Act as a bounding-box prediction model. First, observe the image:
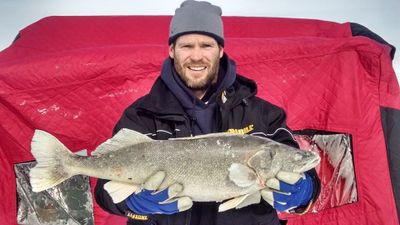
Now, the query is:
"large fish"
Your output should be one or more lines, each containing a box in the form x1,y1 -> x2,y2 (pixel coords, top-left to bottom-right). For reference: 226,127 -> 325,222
30,128 -> 320,211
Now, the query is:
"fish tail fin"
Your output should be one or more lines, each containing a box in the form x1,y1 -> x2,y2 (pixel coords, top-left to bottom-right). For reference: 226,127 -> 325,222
29,130 -> 74,192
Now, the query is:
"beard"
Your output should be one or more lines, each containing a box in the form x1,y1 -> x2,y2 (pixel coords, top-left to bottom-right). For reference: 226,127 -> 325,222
174,57 -> 220,91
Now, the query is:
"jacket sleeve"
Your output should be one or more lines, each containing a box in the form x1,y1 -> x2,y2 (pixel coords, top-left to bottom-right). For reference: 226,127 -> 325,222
262,103 -> 321,213
94,104 -> 154,216
94,178 -> 129,216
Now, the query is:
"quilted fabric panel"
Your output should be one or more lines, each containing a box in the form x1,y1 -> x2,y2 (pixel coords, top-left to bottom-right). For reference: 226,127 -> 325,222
0,16 -> 398,225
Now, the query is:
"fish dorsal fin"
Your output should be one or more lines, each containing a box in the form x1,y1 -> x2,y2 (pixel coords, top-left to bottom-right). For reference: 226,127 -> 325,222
104,181 -> 141,203
228,163 -> 257,187
169,132 -> 242,141
218,192 -> 261,212
91,129 -> 152,156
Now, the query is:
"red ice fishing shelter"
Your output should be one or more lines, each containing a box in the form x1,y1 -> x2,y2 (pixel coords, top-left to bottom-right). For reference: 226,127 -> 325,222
0,16 -> 399,225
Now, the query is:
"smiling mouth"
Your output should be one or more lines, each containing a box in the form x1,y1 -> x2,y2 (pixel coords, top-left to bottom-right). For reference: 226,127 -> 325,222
188,66 -> 207,71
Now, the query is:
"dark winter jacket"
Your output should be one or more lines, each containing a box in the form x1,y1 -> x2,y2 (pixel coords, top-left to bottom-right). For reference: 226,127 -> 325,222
95,54 -> 320,225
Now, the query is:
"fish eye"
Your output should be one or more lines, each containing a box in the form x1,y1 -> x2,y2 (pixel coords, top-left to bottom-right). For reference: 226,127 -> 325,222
294,153 -> 303,161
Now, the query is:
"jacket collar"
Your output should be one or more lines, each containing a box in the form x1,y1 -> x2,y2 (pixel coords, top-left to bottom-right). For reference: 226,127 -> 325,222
159,54 -> 236,111
134,55 -> 258,118
135,77 -> 188,118
221,74 -> 257,108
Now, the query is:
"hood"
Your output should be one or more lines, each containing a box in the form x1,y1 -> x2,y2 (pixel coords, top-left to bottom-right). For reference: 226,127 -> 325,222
134,54 -> 258,120
160,53 -> 237,111
160,54 -> 237,134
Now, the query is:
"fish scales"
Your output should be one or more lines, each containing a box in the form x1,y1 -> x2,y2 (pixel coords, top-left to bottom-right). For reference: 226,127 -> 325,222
71,135 -> 260,201
30,129 -> 320,206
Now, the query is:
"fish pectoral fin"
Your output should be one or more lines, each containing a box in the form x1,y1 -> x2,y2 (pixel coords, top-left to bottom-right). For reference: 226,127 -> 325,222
218,192 -> 261,212
92,129 -> 152,156
228,163 -> 257,187
104,181 -> 141,203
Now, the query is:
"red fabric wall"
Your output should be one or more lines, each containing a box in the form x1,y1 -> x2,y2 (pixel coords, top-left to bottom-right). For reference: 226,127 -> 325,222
0,16 -> 398,225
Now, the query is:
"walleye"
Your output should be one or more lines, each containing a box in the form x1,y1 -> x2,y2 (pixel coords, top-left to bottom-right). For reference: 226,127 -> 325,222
30,129 -> 320,211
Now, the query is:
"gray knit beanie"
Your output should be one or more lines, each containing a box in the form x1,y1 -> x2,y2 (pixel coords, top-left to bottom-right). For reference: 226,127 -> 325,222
169,0 -> 224,46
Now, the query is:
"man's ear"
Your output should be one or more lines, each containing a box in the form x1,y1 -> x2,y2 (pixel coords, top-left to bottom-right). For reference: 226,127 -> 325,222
169,45 -> 175,59
219,46 -> 224,58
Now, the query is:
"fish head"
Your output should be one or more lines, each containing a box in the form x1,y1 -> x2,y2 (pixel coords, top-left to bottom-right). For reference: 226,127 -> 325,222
248,145 -> 320,183
284,149 -> 321,173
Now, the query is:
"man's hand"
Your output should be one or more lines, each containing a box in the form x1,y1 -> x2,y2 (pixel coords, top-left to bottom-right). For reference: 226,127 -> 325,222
261,171 -> 313,212
125,171 -> 193,215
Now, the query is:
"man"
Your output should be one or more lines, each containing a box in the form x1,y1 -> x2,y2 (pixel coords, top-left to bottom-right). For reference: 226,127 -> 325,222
95,1 -> 320,224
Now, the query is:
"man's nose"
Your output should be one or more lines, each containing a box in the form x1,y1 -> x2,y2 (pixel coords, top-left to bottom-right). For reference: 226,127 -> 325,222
190,47 -> 203,61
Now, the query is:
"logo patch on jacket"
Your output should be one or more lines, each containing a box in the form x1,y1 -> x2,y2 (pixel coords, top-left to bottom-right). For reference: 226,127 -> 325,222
226,124 -> 254,134
126,212 -> 149,221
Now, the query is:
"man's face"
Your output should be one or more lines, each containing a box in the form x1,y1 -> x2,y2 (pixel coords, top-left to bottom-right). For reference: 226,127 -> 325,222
169,34 -> 224,91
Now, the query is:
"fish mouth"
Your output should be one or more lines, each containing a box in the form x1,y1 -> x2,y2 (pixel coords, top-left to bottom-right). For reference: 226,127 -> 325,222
294,156 -> 321,173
